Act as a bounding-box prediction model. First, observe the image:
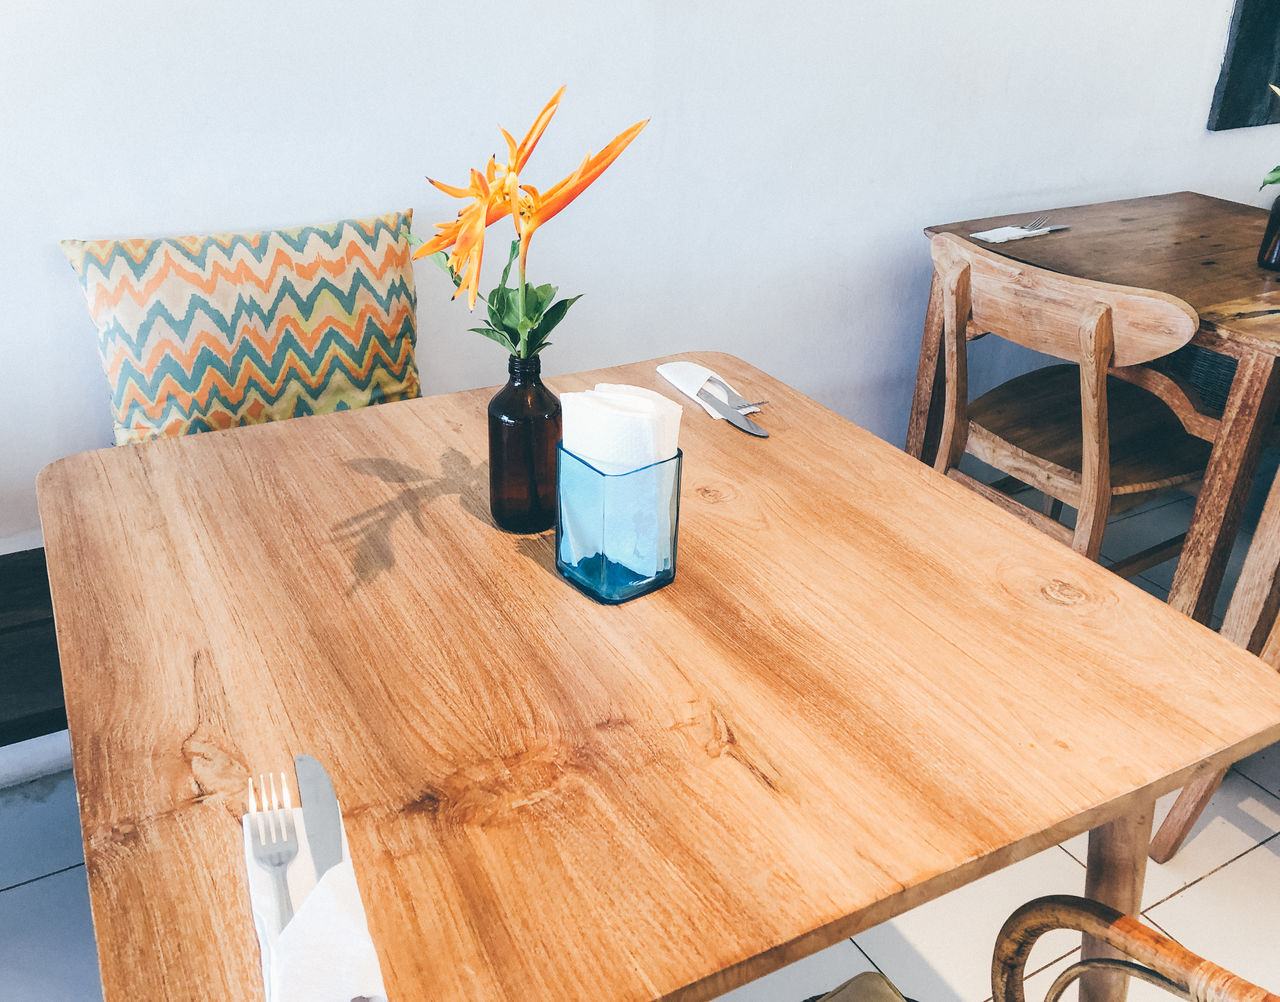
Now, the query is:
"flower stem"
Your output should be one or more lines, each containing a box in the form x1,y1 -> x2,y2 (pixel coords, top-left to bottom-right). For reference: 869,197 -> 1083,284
517,258 -> 528,357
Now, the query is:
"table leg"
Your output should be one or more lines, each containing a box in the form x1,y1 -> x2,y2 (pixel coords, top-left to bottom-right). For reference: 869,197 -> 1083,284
1081,797 -> 1154,1002
904,272 -> 944,464
1150,461 -> 1280,862
1219,459 -> 1280,655
1168,351 -> 1280,624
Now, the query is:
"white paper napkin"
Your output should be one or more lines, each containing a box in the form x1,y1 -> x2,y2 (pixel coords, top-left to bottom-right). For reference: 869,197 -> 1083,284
656,361 -> 759,418
242,809 -> 387,1002
561,384 -> 681,474
560,384 -> 682,577
969,224 -> 1068,243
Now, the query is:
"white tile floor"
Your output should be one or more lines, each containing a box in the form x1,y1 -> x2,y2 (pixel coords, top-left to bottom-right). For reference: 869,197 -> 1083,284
3,493 -> 1278,1002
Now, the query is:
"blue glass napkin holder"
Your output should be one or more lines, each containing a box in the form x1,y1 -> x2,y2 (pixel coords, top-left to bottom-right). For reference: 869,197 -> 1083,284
555,444 -> 682,604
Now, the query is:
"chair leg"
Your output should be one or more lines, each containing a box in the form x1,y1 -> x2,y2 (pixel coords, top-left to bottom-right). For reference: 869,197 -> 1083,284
1148,765 -> 1228,863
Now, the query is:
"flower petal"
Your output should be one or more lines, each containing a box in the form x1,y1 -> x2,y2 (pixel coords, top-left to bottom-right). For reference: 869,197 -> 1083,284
500,127 -> 518,162
523,119 -> 648,244
428,177 -> 473,199
513,86 -> 566,171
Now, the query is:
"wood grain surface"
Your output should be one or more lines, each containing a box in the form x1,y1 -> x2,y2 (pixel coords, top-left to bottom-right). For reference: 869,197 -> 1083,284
929,233 -> 1198,368
37,352 -> 1280,1002
925,192 -> 1280,340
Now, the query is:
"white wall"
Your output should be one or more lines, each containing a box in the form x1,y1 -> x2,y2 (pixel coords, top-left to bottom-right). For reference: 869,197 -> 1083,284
2,0 -> 1276,552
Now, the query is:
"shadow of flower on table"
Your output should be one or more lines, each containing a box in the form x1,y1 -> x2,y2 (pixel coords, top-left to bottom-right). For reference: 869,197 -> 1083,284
331,449 -> 488,590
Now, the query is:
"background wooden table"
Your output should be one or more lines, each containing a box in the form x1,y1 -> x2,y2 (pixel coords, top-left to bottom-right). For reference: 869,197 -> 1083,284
37,352 -> 1280,1002
910,192 -> 1280,624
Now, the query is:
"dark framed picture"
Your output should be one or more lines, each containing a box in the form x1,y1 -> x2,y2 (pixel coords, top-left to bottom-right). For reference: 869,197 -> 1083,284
1208,0 -> 1280,130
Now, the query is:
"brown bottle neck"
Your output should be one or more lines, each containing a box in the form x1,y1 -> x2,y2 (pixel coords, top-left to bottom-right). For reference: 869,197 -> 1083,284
508,354 -> 541,384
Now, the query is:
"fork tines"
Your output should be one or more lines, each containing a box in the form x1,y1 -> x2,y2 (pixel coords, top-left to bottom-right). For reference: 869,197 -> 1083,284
247,772 -> 295,844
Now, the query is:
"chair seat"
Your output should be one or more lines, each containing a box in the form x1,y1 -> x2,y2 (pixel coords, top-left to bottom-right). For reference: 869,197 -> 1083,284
970,364 -> 1212,496
810,971 -> 909,1002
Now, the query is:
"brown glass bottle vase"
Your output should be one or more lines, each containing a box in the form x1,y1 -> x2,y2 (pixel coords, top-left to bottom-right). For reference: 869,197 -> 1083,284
488,354 -> 561,533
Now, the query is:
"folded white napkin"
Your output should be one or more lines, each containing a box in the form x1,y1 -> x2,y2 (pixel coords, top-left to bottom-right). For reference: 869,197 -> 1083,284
560,384 -> 682,577
656,361 -> 760,418
242,810 -> 386,1002
969,224 -> 1067,243
561,384 -> 682,474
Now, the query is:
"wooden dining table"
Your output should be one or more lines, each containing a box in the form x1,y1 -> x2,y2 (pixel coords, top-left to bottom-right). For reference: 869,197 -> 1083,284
908,192 -> 1280,625
36,351 -> 1280,1002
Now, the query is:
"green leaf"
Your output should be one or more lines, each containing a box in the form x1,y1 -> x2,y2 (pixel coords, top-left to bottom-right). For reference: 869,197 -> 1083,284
525,295 -> 582,355
501,290 -> 523,333
1263,166 -> 1280,190
498,239 -> 519,289
532,283 -> 556,313
487,285 -> 509,330
517,316 -> 535,358
535,295 -> 582,337
469,325 -> 518,353
430,251 -> 463,289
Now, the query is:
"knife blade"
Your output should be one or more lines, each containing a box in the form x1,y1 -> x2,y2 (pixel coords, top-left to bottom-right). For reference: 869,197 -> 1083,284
697,386 -> 769,437
295,754 -> 345,881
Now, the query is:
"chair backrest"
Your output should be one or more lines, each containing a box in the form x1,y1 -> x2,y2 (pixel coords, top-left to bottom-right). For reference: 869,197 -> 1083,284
929,233 -> 1201,560
994,895 -> 1277,1002
930,233 -> 1198,367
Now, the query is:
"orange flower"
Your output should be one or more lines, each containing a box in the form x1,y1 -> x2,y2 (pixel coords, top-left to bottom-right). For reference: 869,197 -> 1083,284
414,87 -> 566,308
415,88 -> 645,308
513,118 -> 648,276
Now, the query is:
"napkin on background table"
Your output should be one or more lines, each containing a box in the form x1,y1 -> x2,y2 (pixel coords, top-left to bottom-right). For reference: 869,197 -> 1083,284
969,224 -> 1068,243
242,810 -> 386,1002
656,361 -> 760,418
559,384 -> 682,577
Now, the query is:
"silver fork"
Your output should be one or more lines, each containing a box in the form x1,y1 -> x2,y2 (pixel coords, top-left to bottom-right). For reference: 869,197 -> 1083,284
248,772 -> 299,930
1021,214 -> 1049,231
705,374 -> 768,412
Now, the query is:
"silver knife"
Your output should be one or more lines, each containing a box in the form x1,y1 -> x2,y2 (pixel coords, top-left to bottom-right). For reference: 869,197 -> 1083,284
295,754 -> 345,880
697,386 -> 769,437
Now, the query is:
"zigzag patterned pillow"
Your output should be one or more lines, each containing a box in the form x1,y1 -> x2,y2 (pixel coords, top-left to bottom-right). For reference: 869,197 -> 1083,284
61,209 -> 421,445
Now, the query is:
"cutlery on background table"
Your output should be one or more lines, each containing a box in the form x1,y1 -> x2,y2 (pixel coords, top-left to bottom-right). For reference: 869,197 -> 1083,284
971,220 -> 1070,242
248,773 -> 299,930
657,361 -> 771,437
704,373 -> 767,413
696,385 -> 770,437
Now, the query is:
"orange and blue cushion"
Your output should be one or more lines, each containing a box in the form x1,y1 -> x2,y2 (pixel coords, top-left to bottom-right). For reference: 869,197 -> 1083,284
61,209 -> 421,445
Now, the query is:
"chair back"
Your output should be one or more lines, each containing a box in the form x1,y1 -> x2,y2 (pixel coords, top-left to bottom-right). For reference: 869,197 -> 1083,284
994,895 -> 1277,1002
930,233 -> 1198,367
929,232 -> 1202,561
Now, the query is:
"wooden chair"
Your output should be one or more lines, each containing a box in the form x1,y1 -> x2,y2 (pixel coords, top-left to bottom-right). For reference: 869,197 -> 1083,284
930,233 -> 1211,571
993,895 -> 1277,1002
1148,461 -> 1280,862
